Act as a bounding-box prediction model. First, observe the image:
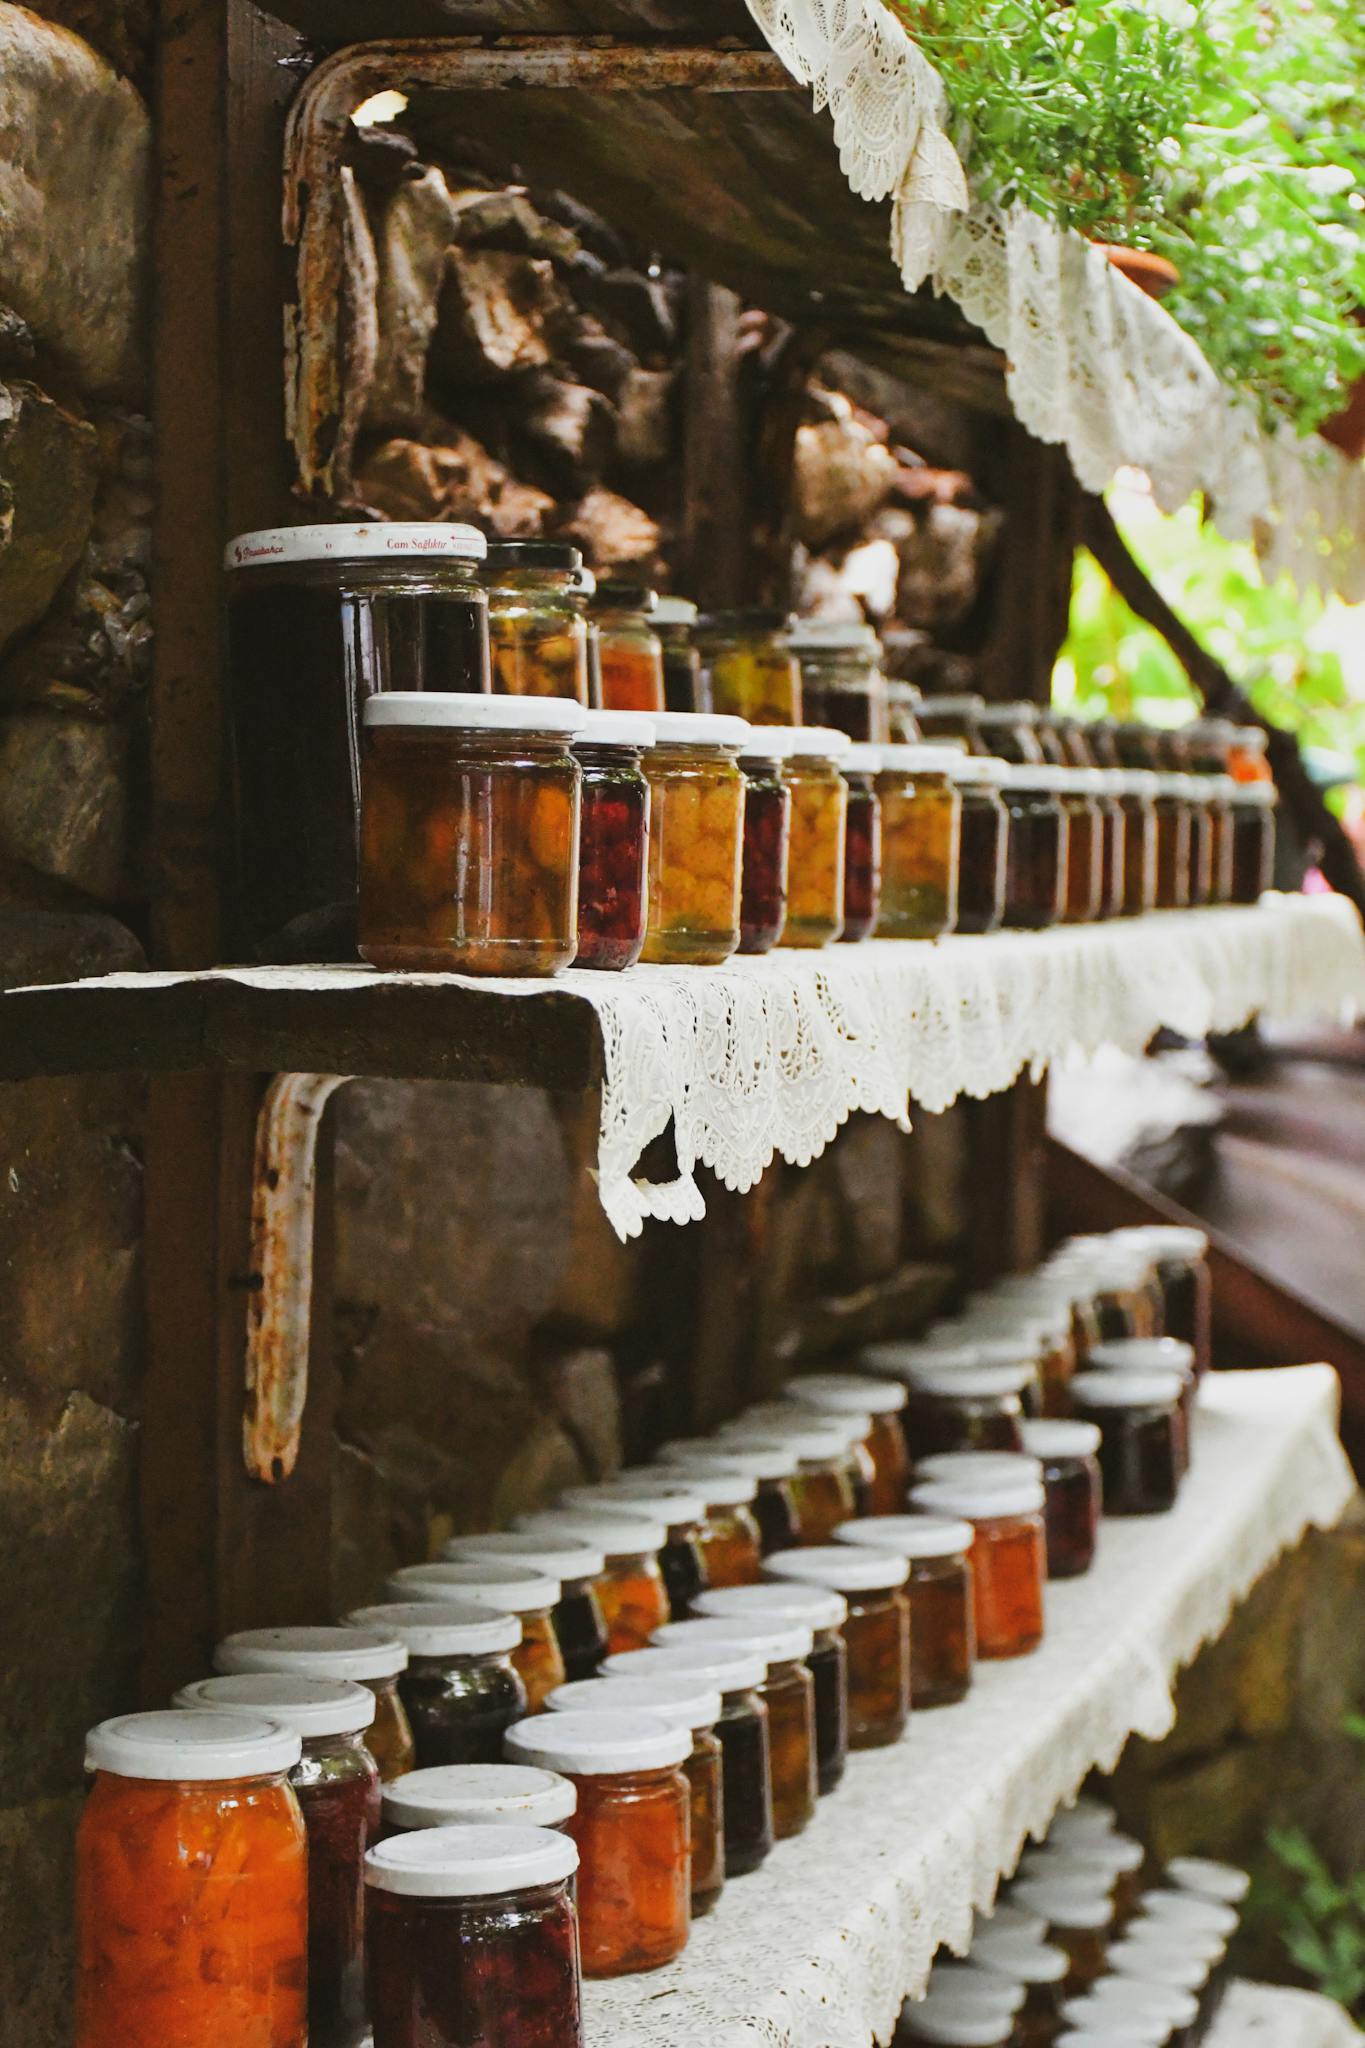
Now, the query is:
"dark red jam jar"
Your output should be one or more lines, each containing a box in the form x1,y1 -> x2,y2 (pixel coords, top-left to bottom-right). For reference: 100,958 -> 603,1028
1071,1370 -> 1185,1515
1229,783 -> 1277,901
347,1603 -> 527,1770
691,1580 -> 851,1797
1118,770 -> 1159,914
1000,766 -> 1067,929
571,709 -> 654,971
739,741 -> 792,953
955,757 -> 1010,934
1020,1418 -> 1102,1579
840,744 -> 883,941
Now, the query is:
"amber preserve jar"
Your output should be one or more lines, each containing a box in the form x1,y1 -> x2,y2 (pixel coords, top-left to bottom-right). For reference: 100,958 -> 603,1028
692,1580 -> 850,1797
592,583 -> 665,712
482,539 -> 590,704
358,693 -> 583,975
763,1543 -> 910,1749
1229,781 -> 1277,901
366,1824 -> 583,2048
652,1614 -> 818,1840
834,1513 -> 976,1709
641,711 -> 750,963
789,619 -> 887,741
776,727 -> 852,946
738,736 -> 792,954
840,743 -> 883,942
446,1531 -> 609,1685
654,597 -> 704,712
215,1623 -> 415,1784
910,1474 -> 1047,1660
385,1560 -> 568,1712
570,708 -> 653,971
506,1708 -> 692,1976
559,1476 -> 708,1618
916,691 -> 984,750
347,1601 -> 526,1771
77,1711 -> 308,2048
517,1508 -> 672,1655
1001,765 -> 1067,928
955,756 -> 1009,935
876,743 -> 964,938
1118,768 -> 1159,914
696,608 -> 801,725
787,1371 -> 910,1517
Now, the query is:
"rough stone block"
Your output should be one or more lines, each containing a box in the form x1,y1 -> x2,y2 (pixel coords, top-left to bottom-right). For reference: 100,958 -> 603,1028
0,708 -> 129,900
512,373 -> 616,496
0,379 -> 99,657
432,248 -> 562,385
615,366 -> 675,470
0,1791 -> 83,2046
366,167 -> 464,432
555,485 -> 659,571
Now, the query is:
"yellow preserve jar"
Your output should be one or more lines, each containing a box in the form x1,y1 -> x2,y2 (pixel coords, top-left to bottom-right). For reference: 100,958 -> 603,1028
875,743 -> 964,938
482,540 -> 590,704
774,728 -> 850,948
696,609 -> 801,726
592,583 -> 665,713
642,711 -> 750,964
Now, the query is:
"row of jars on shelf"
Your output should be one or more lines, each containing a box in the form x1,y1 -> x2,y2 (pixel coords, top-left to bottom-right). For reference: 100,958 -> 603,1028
74,1222 -> 1210,2048
358,692 -> 1277,976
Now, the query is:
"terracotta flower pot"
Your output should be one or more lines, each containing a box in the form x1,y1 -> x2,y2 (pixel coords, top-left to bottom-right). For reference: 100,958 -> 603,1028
1095,244 -> 1180,300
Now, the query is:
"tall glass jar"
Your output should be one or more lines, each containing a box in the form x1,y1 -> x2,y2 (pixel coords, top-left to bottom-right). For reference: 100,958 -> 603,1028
381,1763 -> 577,1836
916,692 -> 985,751
786,1371 -> 910,1516
516,1510 -> 672,1655
225,523 -> 490,960
654,596 -> 704,712
1118,769 -> 1159,914
691,1580 -> 850,1796
346,1602 -> 527,1770
572,708 -> 653,970
789,620 -> 887,741
359,693 -> 583,975
652,1616 -> 818,1838
876,743 -> 964,938
840,743 -> 883,942
1096,768 -> 1128,919
1059,768 -> 1105,924
682,1471 -> 765,1587
762,1544 -> 911,1749
976,701 -> 1046,765
592,583 -> 665,711
1000,766 -> 1067,929
1153,773 -> 1193,909
955,757 -> 1010,935
641,711 -> 749,963
1113,721 -> 1162,771
1019,1418 -> 1103,1579
215,1624 -> 414,1784
1071,1369 -> 1186,1514
909,1477 -> 1047,1658
717,1418 -> 858,1544
573,564 -> 602,706
77,1711 -> 308,2048
445,1531 -> 609,1685
777,728 -> 851,946
834,1513 -> 976,1708
1088,1336 -> 1195,1476
738,739 -> 791,954
1125,1223 -> 1212,1377
1229,782 -> 1277,901
559,1479 -> 709,1618
1013,1880 -> 1116,1993
696,609 -> 801,725
886,678 -> 925,742
1183,717 -> 1235,776
1205,772 -> 1236,903
1184,774 -> 1215,906
384,1562 -> 568,1712
482,540 -> 590,704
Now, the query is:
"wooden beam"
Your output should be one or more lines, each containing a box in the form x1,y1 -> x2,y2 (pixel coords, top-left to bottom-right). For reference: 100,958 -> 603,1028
972,424 -> 1081,704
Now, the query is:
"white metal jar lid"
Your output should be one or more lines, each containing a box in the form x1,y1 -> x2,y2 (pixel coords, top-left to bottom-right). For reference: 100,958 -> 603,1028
505,1706 -> 689,1774
762,1542 -> 909,1593
1048,1798 -> 1118,1842
173,1672 -> 376,1737
1079,1977 -> 1199,2026
901,2000 -> 1017,2045
763,725 -> 854,760
842,743 -> 884,774
226,522 -> 486,569
515,1507 -> 667,1554
1106,1937 -> 1209,1992
902,1362 -> 1036,1399
1164,1855 -> 1250,1905
385,1562 -> 561,1612
692,1582 -> 848,1629
786,1372 -> 907,1415
573,709 -> 657,749
364,691 -> 584,734
911,1477 -> 1046,1519
1089,1338 -> 1195,1379
925,1960 -> 1026,2010
833,1513 -> 975,1560
655,1442 -> 791,1483
1021,1420 -> 1103,1460
1070,1370 -> 1184,1409
652,1613 -> 815,1662
562,1478 -> 707,1522
860,1338 -> 983,1379
787,619 -> 880,652
381,1763 -> 577,1832
215,1623 -> 407,1681
445,1531 -> 606,1579
1133,1889 -> 1239,1937
602,1642 -> 767,1691
86,1709 -> 301,1781
648,709 -> 751,750
1013,1878 -> 1115,1928
365,1822 -> 577,1897
717,1419 -> 853,1463
969,1931 -> 1070,1983
346,1600 -> 521,1657
916,1452 -> 1043,1488
546,1674 -> 721,1728
652,596 -> 699,626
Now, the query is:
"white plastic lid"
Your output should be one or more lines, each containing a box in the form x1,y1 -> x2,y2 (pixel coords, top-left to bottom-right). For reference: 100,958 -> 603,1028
974,1901 -> 1048,1944
718,1420 -> 852,1463
366,1822 -> 577,1897
652,597 -> 699,626
762,1543 -> 909,1593
902,1362 -> 1036,1399
1232,779 -> 1277,805
692,1582 -> 848,1629
386,1562 -> 561,1612
346,1600 -> 521,1657
561,1479 -> 708,1524
645,1467 -> 757,1509
1165,1855 -> 1251,1905
925,1332 -> 1044,1373
834,1513 -> 975,1560
1107,1939 -> 1209,1992
546,1675 -> 721,1728
1055,2027 -> 1166,2047
514,1507 -> 667,1554
656,1443 -> 792,1484
969,1931 -> 1070,1983
1021,1420 -> 1103,1460
648,709 -> 751,750
505,1707 -> 689,1774
925,1962 -> 1026,2010
877,742 -> 966,777
788,619 -> 880,652
735,1401 -> 871,1452
602,1643 -> 767,1691
901,2003 -> 1016,2045
955,756 -> 1010,786
859,1338 -> 982,1378
86,1709 -> 301,1781
786,1373 -> 907,1416
911,1477 -> 1045,1519
227,522 -> 485,569
381,1763 -> 577,1832
1071,1371 -> 1184,1409
1136,1890 -> 1238,1937
1045,1831 -> 1144,1874
1013,1878 -> 1115,1929
763,725 -> 853,761
652,1614 -> 815,1662
445,1531 -> 606,1580
1049,1799 -> 1118,1842
365,691 -> 584,735
173,1673 -> 376,1737
916,1452 -> 1043,1487
215,1624 -> 407,1681
574,709 -> 657,749
1089,1338 -> 1194,1380
1081,1979 -> 1199,2026
1119,1923 -> 1225,1967
1118,1225 -> 1208,1263
842,743 -> 884,774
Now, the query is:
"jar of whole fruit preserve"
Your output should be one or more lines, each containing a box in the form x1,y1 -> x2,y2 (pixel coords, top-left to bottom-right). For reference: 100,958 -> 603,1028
876,743 -> 964,938
762,1543 -> 911,1749
1112,721 -> 1162,771
516,1509 -> 672,1655
654,596 -> 704,711
215,1624 -> 415,1783
359,693 -> 583,975
897,1356 -> 1033,1460
559,1477 -> 709,1619
641,711 -> 750,963
696,608 -> 801,725
1117,768 -> 1159,914
1123,1224 -> 1211,1377
738,737 -> 791,954
834,1512 -> 976,1708
77,1711 -> 307,2048
505,1709 -> 691,1975
775,727 -> 852,946
1229,723 -> 1272,784
788,619 -> 887,741
384,1561 -> 568,1712
225,522 -> 489,960
917,692 -> 985,751
955,756 -> 1010,935
381,1763 -> 577,1836
1019,1418 -> 1102,1579
717,1417 -> 858,1544
976,700 -> 1046,765
652,1614 -> 818,1838
909,1476 -> 1047,1659
676,1469 -> 764,1588
1000,764 -> 1067,928
173,1675 -> 381,2048
366,1823 -> 582,2047
572,564 -> 602,705
658,1441 -> 803,1555
445,1532 -> 609,1685
592,583 -> 665,711
840,742 -> 883,942
691,1580 -> 850,1796
1070,1369 -> 1185,1515
346,1602 -> 526,1770
1152,773 -> 1193,909
1229,781 -> 1276,901
571,708 -> 653,971
482,540 -> 590,704
786,1371 -> 910,1516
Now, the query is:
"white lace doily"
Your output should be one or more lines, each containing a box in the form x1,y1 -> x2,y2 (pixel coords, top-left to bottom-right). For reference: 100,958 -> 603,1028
581,1367 -> 1355,2047
746,0 -> 1365,601
1210,1983 -> 1364,2048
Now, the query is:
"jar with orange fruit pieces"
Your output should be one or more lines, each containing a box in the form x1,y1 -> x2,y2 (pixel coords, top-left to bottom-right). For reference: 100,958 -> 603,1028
875,742 -> 964,938
653,1615 -> 818,1840
384,1562 -> 568,1712
557,1477 -> 709,1619
786,1372 -> 910,1516
640,712 -> 749,964
446,1532 -> 611,1684
695,609 -> 802,725
762,1545 -> 912,1749
591,583 -> 666,712
772,727 -> 851,946
214,1624 -> 416,1783
514,1509 -> 672,1655
482,540 -> 590,704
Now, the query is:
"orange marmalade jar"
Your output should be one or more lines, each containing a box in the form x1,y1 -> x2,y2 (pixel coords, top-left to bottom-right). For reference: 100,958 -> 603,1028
762,1543 -> 911,1749
77,1711 -> 307,2048
910,1474 -> 1047,1659
505,1708 -> 692,1976
640,710 -> 750,964
718,1418 -> 858,1544
518,1509 -> 671,1655
833,1513 -> 976,1709
651,1614 -> 818,1840
385,1561 -> 568,1712
591,583 -> 666,712
215,1624 -> 415,1784
774,727 -> 851,946
786,1372 -> 911,1516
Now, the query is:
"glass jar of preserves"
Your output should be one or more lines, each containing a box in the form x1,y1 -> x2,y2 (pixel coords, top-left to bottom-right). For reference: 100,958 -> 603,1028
570,708 -> 653,971
365,1823 -> 582,2048
762,1544 -> 911,1749
1052,1239 -> 1160,1344
1094,769 -> 1128,920
1001,765 -> 1067,929
173,1675 -> 381,2048
976,701 -> 1046,765
381,1763 -> 577,1836
1012,1880 -> 1116,1993
659,1441 -> 804,1555
1117,769 -> 1159,915
886,677 -> 925,742
652,1615 -> 818,1837
1088,1337 -> 1196,1476
787,1371 -> 910,1516
717,1418 -> 859,1544
359,693 -> 583,975
955,757 -> 1010,935
346,1602 -> 527,1769
836,1512 -> 976,1708
885,1353 -> 1032,1460
1112,721 -> 1163,772
916,692 -> 985,751
1229,782 -> 1276,901
1205,773 -> 1236,904
225,523 -> 490,961
77,1710 -> 308,2048
1182,718 -> 1234,776
560,1479 -> 709,1618
1124,1225 -> 1211,1377
1034,713 -> 1070,767
875,743 -> 964,938
789,620 -> 887,741
572,565 -> 602,705
517,1510 -> 672,1655
215,1624 -> 415,1784
697,608 -> 801,725
1060,769 -> 1105,924
910,1476 -> 1047,1659
677,1470 -> 764,1588
445,1532 -> 609,1685
776,728 -> 852,946
1020,1419 -> 1102,1579
592,583 -> 665,712
654,596 -> 704,712
691,1580 -> 850,1795
505,1708 -> 691,1975
841,743 -> 883,942
958,1295 -> 1077,1418
641,711 -> 749,963
1152,773 -> 1193,910
1183,775 -> 1215,907
1070,1370 -> 1185,1515
483,540 -> 590,704
1027,1831 -> 1146,1923
1229,723 -> 1272,784
385,1562 -> 568,1712
738,739 -> 791,954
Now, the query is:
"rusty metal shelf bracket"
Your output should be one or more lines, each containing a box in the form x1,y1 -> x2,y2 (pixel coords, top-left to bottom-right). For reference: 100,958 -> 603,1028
244,1071 -> 353,1482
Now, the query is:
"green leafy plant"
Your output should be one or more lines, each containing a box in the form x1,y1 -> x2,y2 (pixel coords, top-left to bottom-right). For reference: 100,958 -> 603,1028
1256,1715 -> 1365,2014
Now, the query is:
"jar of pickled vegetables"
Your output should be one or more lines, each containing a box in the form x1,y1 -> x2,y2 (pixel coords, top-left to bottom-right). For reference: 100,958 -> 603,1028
505,1708 -> 692,1975
659,1441 -> 803,1554
173,1674 -> 380,2048
359,693 -> 583,975
875,743 -> 964,938
1229,782 -> 1276,901
1000,766 -> 1067,929
955,757 -> 1010,935
1117,769 -> 1159,915
696,608 -> 801,725
560,1477 -> 709,1618
482,540 -> 590,705
1059,768 -> 1105,924
1070,1370 -> 1185,1515
894,1356 -> 1032,1459
835,1512 -> 976,1708
1184,775 -> 1215,906
917,692 -> 985,751
1019,1419 -> 1102,1579
775,727 -> 852,946
445,1531 -> 609,1684
1152,773 -> 1193,909
909,1475 -> 1047,1658
1094,768 -> 1128,920
652,1614 -> 818,1836
976,701 -> 1046,765
346,1601 -> 527,1769
77,1710 -> 308,2048
762,1543 -> 911,1749
572,708 -> 653,971
517,1509 -> 672,1654
718,1417 -> 858,1543
215,1623 -> 415,1783
654,596 -> 704,712
1207,773 -> 1236,904
787,1371 -> 910,1516
385,1561 -> 568,1711
592,583 -> 665,712
691,1580 -> 850,1795
225,523 -> 490,961
738,738 -> 791,953
640,711 -> 749,963
841,743 -> 883,942
788,620 -> 887,741
381,1763 -> 577,1835
1011,1880 -> 1115,1993
365,1823 -> 582,2048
